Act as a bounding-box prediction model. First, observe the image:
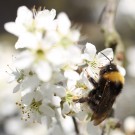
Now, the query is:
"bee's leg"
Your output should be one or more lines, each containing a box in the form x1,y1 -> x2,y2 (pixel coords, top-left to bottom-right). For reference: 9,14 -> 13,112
89,77 -> 98,88
73,97 -> 89,103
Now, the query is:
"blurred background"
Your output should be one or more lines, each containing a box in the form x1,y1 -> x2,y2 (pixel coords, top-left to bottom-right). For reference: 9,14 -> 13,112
1,0 -> 135,135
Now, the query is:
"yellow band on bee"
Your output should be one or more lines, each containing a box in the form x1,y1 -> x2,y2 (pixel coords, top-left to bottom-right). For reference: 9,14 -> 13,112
103,72 -> 125,84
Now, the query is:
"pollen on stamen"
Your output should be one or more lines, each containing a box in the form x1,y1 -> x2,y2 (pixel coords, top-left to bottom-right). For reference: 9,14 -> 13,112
15,101 -> 33,122
16,99 -> 43,123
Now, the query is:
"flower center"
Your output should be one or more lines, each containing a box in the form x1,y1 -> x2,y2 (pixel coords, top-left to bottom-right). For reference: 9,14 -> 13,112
89,60 -> 97,69
66,92 -> 73,103
36,49 -> 45,59
30,99 -> 42,113
24,21 -> 36,33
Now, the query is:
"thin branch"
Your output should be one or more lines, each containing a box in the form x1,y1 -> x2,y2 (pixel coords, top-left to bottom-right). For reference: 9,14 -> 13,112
101,126 -> 105,135
99,0 -> 119,32
72,117 -> 80,135
99,0 -> 125,66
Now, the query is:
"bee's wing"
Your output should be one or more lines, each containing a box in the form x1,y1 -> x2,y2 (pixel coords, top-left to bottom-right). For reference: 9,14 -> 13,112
91,81 -> 115,125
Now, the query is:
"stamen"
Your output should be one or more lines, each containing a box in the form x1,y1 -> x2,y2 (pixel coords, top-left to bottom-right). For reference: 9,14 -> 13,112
16,99 -> 42,122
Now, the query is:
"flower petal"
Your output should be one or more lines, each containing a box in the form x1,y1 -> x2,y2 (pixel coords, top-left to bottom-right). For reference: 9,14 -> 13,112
97,48 -> 113,65
15,33 -> 40,49
82,43 -> 96,61
62,102 -> 70,114
21,92 -> 34,105
13,84 -> 20,93
34,91 -> 43,101
4,22 -> 22,36
46,47 -> 66,66
67,46 -> 82,64
57,12 -> 71,35
16,6 -> 33,25
52,96 -> 61,106
39,105 -> 55,117
34,61 -> 52,82
35,9 -> 56,30
40,84 -> 54,101
21,75 -> 39,91
15,51 -> 34,69
67,79 -> 77,90
52,86 -> 66,97
64,69 -> 80,80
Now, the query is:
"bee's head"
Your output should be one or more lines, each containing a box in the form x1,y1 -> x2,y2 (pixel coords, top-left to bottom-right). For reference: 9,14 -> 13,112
99,52 -> 118,75
100,63 -> 118,75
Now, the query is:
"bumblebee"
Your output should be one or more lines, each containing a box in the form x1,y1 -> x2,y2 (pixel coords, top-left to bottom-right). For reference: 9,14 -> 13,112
75,54 -> 125,125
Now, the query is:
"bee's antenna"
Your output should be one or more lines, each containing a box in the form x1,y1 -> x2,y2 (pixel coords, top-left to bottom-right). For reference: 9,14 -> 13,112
100,52 -> 113,64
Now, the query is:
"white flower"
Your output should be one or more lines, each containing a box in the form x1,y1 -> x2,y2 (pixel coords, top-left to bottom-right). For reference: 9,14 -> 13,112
82,42 -> 97,61
78,71 -> 93,91
15,32 -> 42,49
56,12 -> 80,45
35,8 -> 56,31
33,61 -> 52,82
15,50 -> 52,82
82,42 -> 113,79
21,74 -> 40,90
14,50 -> 34,69
14,30 -> 58,50
4,6 -> 57,49
7,67 -> 26,93
46,45 -> 82,68
65,45 -> 82,66
4,6 -> 33,37
61,87 -> 82,115
5,6 -> 56,35
9,68 -> 41,94
62,102 -> 71,114
21,90 -> 42,105
8,68 -> 23,83
40,83 -> 66,101
13,72 -> 40,93
61,71 -> 92,116
17,94 -> 55,123
46,47 -> 68,66
64,69 -> 80,81
57,12 -> 71,35
39,103 -> 55,117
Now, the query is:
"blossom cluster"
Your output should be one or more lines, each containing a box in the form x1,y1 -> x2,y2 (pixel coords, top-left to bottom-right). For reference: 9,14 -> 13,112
5,6 -> 116,124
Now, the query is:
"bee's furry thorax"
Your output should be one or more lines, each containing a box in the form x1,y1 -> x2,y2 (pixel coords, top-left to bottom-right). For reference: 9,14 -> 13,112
103,71 -> 125,84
